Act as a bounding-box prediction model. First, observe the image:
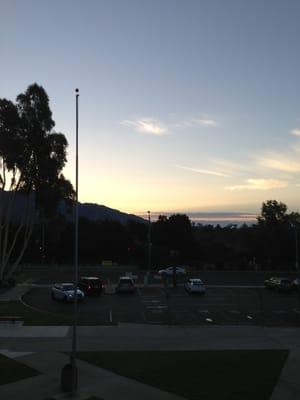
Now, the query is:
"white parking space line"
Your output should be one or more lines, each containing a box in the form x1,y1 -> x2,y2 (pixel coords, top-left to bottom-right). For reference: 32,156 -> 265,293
197,303 -> 237,306
146,305 -> 168,310
142,300 -> 161,303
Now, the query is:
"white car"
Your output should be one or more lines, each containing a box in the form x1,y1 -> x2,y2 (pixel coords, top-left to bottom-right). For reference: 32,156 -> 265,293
184,278 -> 206,294
158,266 -> 187,276
51,283 -> 85,302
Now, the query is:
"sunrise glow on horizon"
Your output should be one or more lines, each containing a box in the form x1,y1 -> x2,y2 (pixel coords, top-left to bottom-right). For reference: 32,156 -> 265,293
2,0 -> 300,216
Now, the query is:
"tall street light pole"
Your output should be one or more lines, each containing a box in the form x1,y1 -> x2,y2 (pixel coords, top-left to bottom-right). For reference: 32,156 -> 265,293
71,88 -> 79,394
295,225 -> 299,271
147,211 -> 151,270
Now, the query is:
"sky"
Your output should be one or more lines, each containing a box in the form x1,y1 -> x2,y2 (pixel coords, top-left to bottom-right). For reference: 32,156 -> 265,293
1,0 -> 300,215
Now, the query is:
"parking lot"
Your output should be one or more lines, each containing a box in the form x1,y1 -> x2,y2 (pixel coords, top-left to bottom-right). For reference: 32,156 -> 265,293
22,284 -> 300,327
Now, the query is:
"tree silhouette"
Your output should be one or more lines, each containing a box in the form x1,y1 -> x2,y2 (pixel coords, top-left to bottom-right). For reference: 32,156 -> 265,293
0,83 -> 74,280
257,200 -> 288,226
151,214 -> 193,265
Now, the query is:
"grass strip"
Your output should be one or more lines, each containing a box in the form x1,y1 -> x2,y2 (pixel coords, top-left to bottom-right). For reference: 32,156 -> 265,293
0,300 -> 70,325
0,354 -> 40,385
77,350 -> 289,400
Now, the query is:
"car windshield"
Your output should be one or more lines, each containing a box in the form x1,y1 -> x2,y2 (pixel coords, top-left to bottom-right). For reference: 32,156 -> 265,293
62,285 -> 75,291
87,279 -> 100,285
120,279 -> 133,285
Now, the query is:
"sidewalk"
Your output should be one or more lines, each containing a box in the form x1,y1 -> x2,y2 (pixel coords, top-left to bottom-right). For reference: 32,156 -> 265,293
0,350 -> 186,400
271,349 -> 300,400
1,325 -> 300,399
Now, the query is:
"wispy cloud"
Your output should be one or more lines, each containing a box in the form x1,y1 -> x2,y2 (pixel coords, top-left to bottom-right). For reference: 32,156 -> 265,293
121,115 -> 218,135
291,143 -> 300,153
258,157 -> 300,173
290,128 -> 300,136
193,118 -> 218,127
227,179 -> 288,191
121,119 -> 167,135
212,159 -> 247,175
176,165 -> 230,177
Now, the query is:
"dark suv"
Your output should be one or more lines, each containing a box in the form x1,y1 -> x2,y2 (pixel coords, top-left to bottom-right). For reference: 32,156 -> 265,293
116,276 -> 136,293
78,277 -> 103,295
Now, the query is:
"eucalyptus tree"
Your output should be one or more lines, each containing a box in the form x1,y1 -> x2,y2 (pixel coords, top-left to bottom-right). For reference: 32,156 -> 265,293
255,200 -> 300,268
257,200 -> 288,226
0,83 -> 74,281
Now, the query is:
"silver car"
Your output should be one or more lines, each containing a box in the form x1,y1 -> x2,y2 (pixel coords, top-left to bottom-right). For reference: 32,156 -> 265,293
292,278 -> 300,289
51,283 -> 85,302
184,278 -> 206,294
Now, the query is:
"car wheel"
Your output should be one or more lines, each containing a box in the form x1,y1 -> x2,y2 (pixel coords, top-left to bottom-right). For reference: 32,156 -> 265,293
51,292 -> 56,301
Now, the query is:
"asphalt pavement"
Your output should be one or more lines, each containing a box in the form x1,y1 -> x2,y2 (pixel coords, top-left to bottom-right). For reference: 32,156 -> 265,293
21,284 -> 300,327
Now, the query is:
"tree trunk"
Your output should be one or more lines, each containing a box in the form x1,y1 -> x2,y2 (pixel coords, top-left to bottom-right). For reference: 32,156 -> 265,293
0,191 -> 35,280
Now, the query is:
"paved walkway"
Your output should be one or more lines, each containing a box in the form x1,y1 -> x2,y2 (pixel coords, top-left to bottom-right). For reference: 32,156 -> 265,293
0,350 -> 186,400
0,324 -> 300,399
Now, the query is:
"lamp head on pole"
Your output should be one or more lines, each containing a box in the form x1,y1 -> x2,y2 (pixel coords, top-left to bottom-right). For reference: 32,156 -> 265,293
75,88 -> 79,96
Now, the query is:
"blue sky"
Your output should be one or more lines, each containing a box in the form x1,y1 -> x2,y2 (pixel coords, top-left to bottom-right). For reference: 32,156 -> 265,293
1,0 -> 300,214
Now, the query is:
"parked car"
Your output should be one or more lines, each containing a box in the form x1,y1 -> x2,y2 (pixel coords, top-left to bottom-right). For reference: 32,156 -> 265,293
184,278 -> 206,294
264,277 -> 279,289
78,276 -> 103,295
158,266 -> 187,276
292,277 -> 300,289
51,283 -> 85,302
264,277 -> 294,292
116,276 -> 136,293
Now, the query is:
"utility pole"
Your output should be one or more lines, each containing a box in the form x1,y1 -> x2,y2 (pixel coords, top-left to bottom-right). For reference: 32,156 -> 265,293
71,88 -> 80,394
61,89 -> 79,395
295,225 -> 299,270
147,211 -> 151,270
